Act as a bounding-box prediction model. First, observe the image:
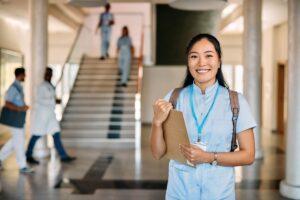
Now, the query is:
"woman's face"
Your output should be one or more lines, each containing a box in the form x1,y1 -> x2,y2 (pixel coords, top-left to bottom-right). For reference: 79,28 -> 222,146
188,38 -> 221,88
122,29 -> 128,36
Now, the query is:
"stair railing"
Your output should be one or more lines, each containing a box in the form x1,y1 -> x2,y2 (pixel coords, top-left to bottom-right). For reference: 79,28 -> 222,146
55,25 -> 91,120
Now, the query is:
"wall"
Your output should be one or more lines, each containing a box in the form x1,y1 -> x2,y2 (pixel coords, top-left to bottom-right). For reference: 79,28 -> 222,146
219,34 -> 243,65
156,5 -> 220,65
261,27 -> 275,131
48,32 -> 77,65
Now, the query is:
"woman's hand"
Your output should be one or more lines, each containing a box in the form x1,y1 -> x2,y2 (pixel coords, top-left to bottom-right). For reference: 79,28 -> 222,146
152,99 -> 173,126
179,144 -> 213,165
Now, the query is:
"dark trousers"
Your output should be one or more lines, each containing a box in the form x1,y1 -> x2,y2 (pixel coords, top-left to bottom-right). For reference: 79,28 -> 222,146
26,132 -> 68,159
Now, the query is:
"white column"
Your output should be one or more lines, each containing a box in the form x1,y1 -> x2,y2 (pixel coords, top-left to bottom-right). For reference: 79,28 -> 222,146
30,0 -> 49,158
243,0 -> 263,159
280,0 -> 300,198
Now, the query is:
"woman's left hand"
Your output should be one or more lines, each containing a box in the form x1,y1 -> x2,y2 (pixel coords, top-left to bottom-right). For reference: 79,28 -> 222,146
179,144 -> 212,165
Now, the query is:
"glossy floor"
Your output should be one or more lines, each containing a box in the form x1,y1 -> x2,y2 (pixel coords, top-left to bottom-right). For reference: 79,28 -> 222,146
0,125 -> 292,200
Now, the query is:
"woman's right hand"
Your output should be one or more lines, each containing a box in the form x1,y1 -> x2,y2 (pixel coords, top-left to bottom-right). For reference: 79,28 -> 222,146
152,99 -> 173,126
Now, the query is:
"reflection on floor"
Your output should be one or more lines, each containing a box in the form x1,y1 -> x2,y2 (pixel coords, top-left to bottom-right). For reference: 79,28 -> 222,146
0,125 -> 292,199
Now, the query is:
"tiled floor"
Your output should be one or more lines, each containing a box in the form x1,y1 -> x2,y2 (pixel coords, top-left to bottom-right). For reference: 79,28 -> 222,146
0,125 -> 293,199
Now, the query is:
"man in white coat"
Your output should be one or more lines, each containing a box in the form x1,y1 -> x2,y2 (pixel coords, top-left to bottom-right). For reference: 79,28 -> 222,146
26,67 -> 76,164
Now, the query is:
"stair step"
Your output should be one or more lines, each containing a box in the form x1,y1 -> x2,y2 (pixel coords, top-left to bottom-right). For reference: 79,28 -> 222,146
75,81 -> 137,86
65,106 -> 135,112
61,120 -> 136,127
68,100 -> 135,107
77,75 -> 138,80
62,133 -> 134,139
62,113 -> 135,119
62,138 -> 135,148
67,100 -> 135,106
72,88 -> 136,93
70,93 -> 136,98
64,110 -> 134,115
62,129 -> 134,135
61,123 -> 135,130
81,63 -> 138,69
79,68 -> 138,73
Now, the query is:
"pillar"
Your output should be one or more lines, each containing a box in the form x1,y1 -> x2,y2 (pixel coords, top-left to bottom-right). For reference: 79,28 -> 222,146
30,0 -> 49,158
280,0 -> 300,198
243,0 -> 263,159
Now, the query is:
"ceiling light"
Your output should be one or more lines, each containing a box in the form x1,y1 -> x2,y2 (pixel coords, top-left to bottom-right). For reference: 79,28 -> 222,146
169,0 -> 228,11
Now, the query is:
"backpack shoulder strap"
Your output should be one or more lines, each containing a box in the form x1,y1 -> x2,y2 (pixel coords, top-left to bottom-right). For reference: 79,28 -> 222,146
169,88 -> 183,109
228,90 -> 240,152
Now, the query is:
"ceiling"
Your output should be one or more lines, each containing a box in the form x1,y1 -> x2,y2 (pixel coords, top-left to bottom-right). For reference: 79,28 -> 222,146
0,0 -> 288,34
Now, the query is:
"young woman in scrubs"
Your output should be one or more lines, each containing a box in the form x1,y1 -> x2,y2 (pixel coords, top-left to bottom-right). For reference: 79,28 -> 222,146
150,33 -> 256,200
117,26 -> 134,87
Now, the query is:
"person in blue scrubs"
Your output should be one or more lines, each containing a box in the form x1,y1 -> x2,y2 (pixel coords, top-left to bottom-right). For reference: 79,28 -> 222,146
150,34 -> 256,200
96,3 -> 114,60
117,26 -> 133,87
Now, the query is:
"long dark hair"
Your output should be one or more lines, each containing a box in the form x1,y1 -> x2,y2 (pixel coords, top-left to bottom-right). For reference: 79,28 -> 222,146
182,33 -> 229,89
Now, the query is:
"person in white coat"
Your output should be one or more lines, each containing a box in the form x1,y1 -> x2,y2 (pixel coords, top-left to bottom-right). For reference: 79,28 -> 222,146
26,67 -> 76,165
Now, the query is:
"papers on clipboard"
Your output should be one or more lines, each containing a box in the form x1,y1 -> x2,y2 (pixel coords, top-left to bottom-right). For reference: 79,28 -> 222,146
162,110 -> 190,164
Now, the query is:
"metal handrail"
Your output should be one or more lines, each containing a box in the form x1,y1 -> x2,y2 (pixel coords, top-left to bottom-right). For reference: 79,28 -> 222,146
55,25 -> 83,88
136,31 -> 144,94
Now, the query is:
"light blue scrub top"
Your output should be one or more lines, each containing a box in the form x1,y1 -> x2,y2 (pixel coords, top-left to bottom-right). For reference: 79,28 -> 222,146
117,36 -> 132,55
100,12 -> 113,30
5,80 -> 25,107
164,81 -> 257,200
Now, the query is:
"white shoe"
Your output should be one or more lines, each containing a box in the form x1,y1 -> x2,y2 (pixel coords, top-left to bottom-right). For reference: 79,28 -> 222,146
19,167 -> 34,174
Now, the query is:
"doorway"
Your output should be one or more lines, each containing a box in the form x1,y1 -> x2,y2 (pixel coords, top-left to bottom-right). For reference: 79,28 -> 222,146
276,63 -> 285,134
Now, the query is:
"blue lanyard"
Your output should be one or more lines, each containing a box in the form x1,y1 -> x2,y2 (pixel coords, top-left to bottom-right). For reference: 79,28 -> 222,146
189,84 -> 220,142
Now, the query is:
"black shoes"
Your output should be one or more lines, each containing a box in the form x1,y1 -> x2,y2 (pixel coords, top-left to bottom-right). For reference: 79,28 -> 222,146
27,157 -> 40,165
100,56 -> 105,60
121,83 -> 127,87
61,156 -> 77,163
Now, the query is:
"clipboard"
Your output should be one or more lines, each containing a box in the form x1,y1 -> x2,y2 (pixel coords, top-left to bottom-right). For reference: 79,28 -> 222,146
162,110 -> 190,164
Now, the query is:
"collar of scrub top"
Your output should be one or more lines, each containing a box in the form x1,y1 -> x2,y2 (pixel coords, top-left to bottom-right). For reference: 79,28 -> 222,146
14,80 -> 22,87
13,80 -> 24,93
190,80 -> 220,143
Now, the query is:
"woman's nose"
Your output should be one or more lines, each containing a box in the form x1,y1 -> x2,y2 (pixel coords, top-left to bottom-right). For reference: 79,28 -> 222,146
197,56 -> 207,66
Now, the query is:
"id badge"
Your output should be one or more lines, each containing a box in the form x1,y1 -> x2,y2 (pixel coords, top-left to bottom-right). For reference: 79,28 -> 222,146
194,141 -> 207,151
186,141 -> 207,167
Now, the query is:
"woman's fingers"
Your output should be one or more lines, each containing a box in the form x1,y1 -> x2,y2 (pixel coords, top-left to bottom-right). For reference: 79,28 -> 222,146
179,144 -> 193,159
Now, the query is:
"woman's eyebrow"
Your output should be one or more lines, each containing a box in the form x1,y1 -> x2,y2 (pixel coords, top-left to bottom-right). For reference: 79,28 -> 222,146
204,50 -> 214,54
188,51 -> 199,55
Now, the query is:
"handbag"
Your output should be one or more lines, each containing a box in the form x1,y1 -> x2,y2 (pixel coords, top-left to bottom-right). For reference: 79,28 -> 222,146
0,84 -> 27,128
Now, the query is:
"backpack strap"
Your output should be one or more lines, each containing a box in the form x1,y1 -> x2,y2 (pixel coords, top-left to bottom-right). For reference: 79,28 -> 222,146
228,90 -> 240,152
169,88 -> 183,109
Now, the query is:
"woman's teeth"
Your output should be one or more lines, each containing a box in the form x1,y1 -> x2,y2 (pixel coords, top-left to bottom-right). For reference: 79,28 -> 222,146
196,69 -> 210,74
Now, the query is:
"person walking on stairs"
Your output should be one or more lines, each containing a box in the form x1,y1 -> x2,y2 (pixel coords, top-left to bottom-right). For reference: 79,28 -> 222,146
117,26 -> 134,87
96,3 -> 114,60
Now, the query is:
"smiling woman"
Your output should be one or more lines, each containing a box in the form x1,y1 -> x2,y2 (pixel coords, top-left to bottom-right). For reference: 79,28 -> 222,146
150,33 -> 257,200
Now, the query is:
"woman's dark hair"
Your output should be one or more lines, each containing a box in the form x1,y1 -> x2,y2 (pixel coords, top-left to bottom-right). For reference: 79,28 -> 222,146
122,26 -> 129,36
182,33 -> 229,89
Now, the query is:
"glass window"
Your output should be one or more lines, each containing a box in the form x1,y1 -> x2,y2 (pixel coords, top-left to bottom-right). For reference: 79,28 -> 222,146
0,48 -> 23,106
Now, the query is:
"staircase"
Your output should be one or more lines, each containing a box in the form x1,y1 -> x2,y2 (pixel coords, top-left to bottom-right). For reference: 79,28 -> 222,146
61,57 -> 139,148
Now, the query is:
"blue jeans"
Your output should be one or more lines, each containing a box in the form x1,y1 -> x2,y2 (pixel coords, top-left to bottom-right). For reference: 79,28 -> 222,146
26,132 -> 68,159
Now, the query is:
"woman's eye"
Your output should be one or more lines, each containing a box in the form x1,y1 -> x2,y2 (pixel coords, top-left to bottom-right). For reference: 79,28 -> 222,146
190,55 -> 198,59
206,54 -> 213,58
